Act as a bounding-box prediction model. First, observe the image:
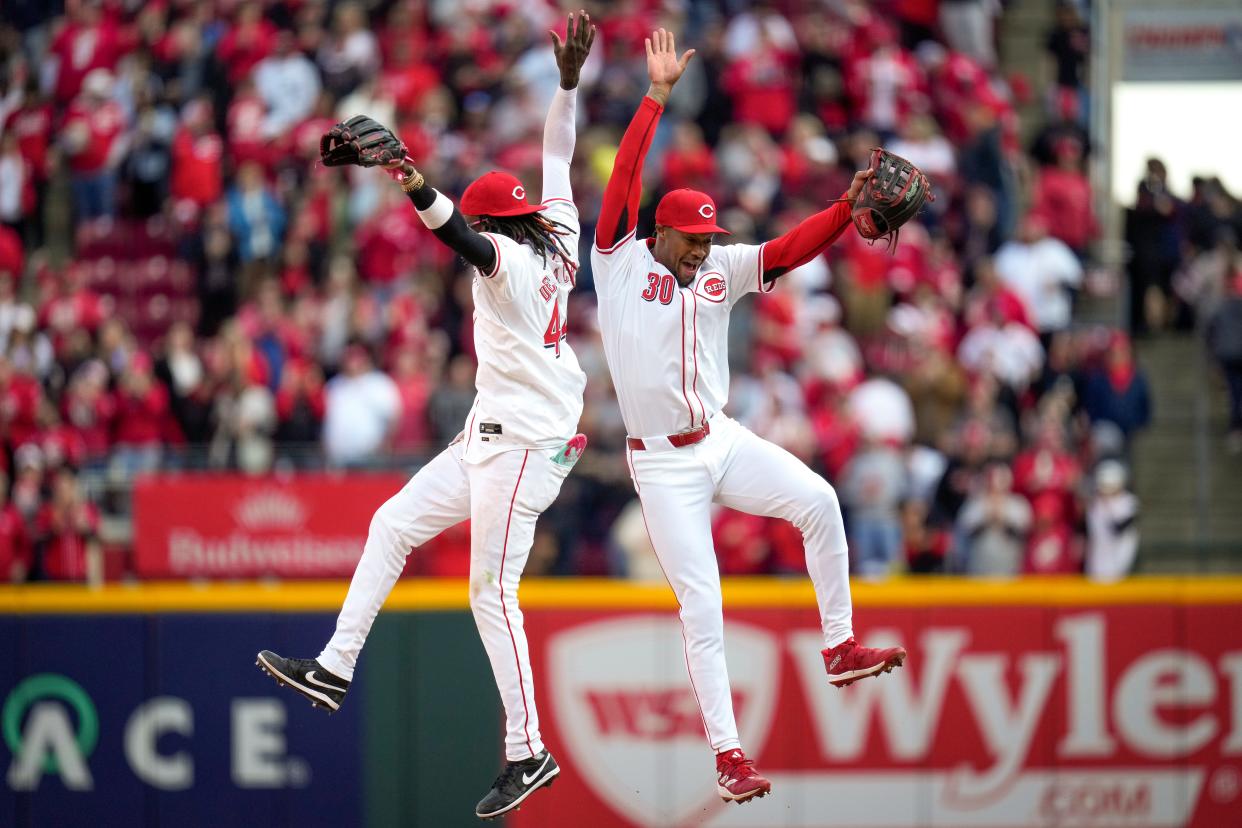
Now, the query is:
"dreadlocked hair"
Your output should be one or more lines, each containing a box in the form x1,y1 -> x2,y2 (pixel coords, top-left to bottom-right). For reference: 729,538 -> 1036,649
473,213 -> 579,277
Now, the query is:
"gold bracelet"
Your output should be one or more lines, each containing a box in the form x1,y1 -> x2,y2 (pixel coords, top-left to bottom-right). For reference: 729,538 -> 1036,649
399,169 -> 425,192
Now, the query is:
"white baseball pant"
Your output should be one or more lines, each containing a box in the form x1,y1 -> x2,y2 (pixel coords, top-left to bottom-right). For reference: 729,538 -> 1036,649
318,440 -> 571,761
625,413 -> 853,753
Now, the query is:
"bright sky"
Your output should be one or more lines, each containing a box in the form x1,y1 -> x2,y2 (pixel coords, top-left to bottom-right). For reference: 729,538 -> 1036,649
1111,82 -> 1242,204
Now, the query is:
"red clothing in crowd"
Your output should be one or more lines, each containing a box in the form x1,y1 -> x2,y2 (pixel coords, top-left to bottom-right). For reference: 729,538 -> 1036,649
0,225 -> 22,277
227,89 -> 273,168
1024,523 -> 1079,574
713,509 -> 772,575
39,286 -> 107,343
49,18 -> 128,104
37,424 -> 89,471
724,48 -> 800,136
661,144 -> 717,196
63,387 -> 117,459
354,207 -> 427,284
1,372 -> 42,448
216,19 -> 277,85
170,128 -> 224,206
379,61 -> 441,113
112,383 -> 170,445
0,503 -> 30,581
1032,168 -> 1098,252
4,103 -> 54,179
36,501 -> 100,581
63,99 -> 126,175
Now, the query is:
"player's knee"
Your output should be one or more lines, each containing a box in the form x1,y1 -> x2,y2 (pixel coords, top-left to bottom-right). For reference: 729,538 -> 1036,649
798,481 -> 842,527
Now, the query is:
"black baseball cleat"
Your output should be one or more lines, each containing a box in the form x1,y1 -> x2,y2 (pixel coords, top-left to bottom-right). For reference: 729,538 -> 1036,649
256,650 -> 350,713
475,750 -> 560,820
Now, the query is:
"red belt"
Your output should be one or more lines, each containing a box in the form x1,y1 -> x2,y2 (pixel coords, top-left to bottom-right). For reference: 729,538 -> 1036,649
626,421 -> 710,451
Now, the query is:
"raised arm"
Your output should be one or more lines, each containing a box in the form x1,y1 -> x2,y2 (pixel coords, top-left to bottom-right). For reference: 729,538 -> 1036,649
543,11 -> 595,205
595,28 -> 695,252
759,168 -> 874,282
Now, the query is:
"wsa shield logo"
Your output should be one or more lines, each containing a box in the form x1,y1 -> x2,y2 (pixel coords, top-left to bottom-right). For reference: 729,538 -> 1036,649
548,616 -> 778,826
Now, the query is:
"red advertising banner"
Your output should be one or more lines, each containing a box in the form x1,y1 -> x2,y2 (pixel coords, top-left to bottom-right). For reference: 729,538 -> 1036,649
515,603 -> 1242,828
132,474 -> 408,577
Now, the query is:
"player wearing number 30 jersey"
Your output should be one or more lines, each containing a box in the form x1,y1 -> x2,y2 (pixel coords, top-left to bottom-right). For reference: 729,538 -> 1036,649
591,29 -> 908,805
257,11 -> 598,821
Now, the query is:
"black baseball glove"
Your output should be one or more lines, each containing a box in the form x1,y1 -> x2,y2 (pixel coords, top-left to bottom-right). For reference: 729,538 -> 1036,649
851,148 -> 935,249
319,115 -> 408,168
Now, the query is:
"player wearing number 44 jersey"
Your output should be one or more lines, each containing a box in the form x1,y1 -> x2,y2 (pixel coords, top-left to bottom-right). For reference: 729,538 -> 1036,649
257,11 -> 598,821
592,29 -> 908,805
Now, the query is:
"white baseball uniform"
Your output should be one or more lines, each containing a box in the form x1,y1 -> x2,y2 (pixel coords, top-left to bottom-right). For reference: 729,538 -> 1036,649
591,95 -> 856,754
318,87 -> 585,762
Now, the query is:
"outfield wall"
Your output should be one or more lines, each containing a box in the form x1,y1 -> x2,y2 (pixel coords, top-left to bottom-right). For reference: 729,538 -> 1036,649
2,578 -> 1240,828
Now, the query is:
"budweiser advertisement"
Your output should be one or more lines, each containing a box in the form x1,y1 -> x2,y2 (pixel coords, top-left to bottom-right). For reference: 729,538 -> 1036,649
515,604 -> 1242,827
133,474 -> 406,577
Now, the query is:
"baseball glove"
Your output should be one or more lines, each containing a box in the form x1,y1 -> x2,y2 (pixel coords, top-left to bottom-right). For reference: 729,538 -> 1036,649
851,148 -> 934,249
319,115 -> 408,168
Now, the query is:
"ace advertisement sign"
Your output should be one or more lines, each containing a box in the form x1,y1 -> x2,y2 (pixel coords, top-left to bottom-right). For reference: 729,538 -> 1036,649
514,603 -> 1242,828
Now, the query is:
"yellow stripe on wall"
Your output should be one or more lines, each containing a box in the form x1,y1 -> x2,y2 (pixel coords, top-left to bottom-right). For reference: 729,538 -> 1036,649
1,576 -> 1241,614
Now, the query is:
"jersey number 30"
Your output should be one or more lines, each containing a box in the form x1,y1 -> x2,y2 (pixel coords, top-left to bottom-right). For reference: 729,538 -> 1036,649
544,301 -> 566,357
641,272 -> 677,305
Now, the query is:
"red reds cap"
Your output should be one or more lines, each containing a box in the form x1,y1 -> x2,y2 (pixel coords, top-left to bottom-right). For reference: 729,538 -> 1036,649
654,189 -> 730,235
460,171 -> 545,218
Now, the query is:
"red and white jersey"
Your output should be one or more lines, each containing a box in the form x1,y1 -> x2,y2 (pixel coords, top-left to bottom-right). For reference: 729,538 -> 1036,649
463,198 -> 585,462
591,95 -> 855,440
592,234 -> 769,438
460,86 -> 585,463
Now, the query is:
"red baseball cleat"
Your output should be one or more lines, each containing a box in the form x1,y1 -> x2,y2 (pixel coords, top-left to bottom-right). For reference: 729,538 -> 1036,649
822,637 -> 907,688
715,749 -> 772,804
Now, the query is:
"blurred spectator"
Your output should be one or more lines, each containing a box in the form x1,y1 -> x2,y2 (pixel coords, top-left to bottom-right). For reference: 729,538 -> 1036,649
1085,460 -> 1139,581
35,467 -> 102,585
255,31 -> 321,140
842,440 -> 907,576
901,499 -> 950,573
848,376 -> 915,444
1044,2 -> 1090,123
170,98 -> 224,215
61,69 -> 128,223
322,343 -> 399,466
428,354 -> 477,446
994,212 -> 1083,339
957,301 -> 1044,393
317,2 -> 380,98
1081,333 -> 1152,447
940,0 -> 999,69
957,463 -> 1031,576
0,471 -> 30,583
0,132 -> 36,237
1031,135 -> 1097,256
227,161 -> 286,276
1124,159 -> 1182,335
1207,272 -> 1242,453
112,352 -> 170,475
1023,492 -> 1080,574
46,1 -> 128,106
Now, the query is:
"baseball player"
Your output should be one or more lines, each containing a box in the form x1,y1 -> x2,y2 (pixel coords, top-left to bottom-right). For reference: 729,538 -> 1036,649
591,29 -> 908,804
256,12 -> 596,820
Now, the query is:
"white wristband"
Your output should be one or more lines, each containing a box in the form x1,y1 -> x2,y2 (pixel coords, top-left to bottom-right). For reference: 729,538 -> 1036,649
415,189 -> 454,230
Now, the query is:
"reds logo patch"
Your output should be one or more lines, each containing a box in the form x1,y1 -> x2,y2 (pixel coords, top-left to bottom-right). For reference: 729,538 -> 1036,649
697,274 -> 727,303
698,203 -> 715,219
512,185 -> 526,200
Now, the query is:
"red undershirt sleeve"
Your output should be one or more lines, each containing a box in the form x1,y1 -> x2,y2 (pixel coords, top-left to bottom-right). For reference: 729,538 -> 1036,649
595,96 -> 663,253
760,200 -> 854,282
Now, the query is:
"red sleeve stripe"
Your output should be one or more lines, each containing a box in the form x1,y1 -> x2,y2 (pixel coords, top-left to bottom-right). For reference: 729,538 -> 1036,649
595,227 -> 636,256
480,233 -> 503,278
542,197 -> 576,207
756,242 -> 775,294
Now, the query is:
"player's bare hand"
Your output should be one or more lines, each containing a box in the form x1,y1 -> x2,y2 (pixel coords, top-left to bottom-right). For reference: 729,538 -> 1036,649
645,28 -> 695,103
551,10 -> 596,91
844,168 -> 874,203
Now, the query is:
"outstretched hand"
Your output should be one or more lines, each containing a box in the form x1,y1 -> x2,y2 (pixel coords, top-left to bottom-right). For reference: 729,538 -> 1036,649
844,168 -> 875,202
645,28 -> 694,104
551,10 -> 596,91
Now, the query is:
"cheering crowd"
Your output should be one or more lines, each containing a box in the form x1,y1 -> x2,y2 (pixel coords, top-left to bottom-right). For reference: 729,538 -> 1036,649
0,0 -> 1200,584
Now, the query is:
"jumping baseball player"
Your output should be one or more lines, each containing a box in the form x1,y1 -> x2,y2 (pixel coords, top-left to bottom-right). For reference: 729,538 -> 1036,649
591,29 -> 909,804
256,13 -> 596,820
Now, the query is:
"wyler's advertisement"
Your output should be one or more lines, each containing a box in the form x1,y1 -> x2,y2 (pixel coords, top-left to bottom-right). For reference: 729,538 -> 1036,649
514,604 -> 1242,828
